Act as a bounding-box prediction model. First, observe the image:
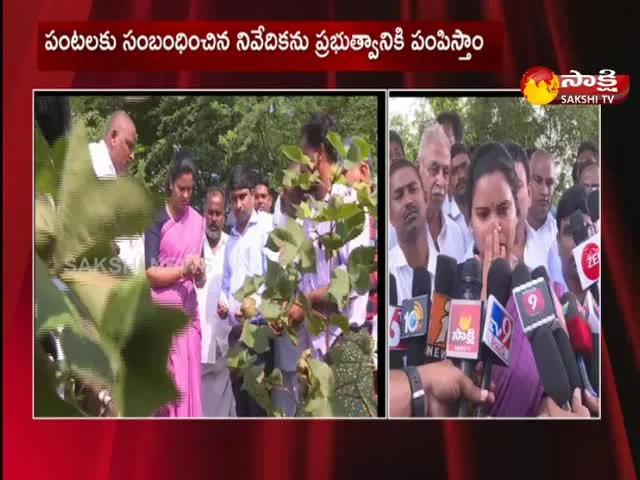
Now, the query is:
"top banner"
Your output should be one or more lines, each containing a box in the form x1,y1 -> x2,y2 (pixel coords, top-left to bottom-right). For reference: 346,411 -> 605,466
38,21 -> 503,72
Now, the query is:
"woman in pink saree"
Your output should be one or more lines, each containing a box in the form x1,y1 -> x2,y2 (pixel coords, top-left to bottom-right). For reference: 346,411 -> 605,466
145,150 -> 206,417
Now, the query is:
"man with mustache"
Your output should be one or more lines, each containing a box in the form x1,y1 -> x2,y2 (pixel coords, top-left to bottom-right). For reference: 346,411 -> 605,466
526,149 -> 558,270
389,159 -> 435,300
417,124 -> 465,265
197,187 -> 235,417
448,143 -> 473,254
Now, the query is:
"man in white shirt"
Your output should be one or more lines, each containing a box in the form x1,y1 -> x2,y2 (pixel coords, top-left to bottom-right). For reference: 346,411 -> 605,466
448,143 -> 473,254
389,159 -> 434,301
197,187 -> 235,417
218,165 -> 273,416
416,123 -> 465,264
88,110 -> 144,273
526,149 -> 558,270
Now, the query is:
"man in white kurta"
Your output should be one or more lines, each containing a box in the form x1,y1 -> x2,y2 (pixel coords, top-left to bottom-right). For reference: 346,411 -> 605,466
197,188 -> 236,417
88,110 -> 145,273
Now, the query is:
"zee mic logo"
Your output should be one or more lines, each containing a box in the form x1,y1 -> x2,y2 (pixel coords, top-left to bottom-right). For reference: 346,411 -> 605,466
520,66 -> 630,106
572,234 -> 601,290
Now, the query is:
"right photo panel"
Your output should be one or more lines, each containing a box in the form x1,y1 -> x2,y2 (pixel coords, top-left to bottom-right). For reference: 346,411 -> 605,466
387,93 -> 601,419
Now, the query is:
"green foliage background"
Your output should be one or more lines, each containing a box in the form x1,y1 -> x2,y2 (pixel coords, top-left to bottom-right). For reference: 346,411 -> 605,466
389,97 -> 599,203
71,95 -> 379,209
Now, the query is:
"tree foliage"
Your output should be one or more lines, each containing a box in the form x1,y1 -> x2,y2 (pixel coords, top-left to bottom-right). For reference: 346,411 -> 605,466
71,95 -> 379,210
35,120 -> 189,417
227,133 -> 378,417
389,97 -> 599,202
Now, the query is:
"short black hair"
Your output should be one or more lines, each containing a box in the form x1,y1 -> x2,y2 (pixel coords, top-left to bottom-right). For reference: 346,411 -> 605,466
556,184 -> 590,231
465,143 -> 520,216
577,140 -> 599,158
389,130 -> 405,151
450,143 -> 469,159
436,111 -> 463,143
502,141 -> 530,184
169,148 -> 197,185
206,186 -> 225,203
253,172 -> 270,190
301,112 -> 338,163
390,158 -> 424,188
228,165 -> 255,192
525,147 -> 537,160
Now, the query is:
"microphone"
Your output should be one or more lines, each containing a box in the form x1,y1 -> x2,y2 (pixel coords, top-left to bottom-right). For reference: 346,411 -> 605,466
511,264 -> 572,409
588,189 -> 600,224
563,292 -> 598,396
401,267 -> 431,366
446,258 -> 483,417
425,255 -> 458,363
476,258 -> 512,416
583,291 -> 600,393
389,274 -> 408,369
569,211 -> 600,305
530,266 -> 582,393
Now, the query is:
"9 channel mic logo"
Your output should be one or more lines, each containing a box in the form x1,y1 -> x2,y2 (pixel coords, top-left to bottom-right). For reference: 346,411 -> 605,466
520,66 -> 630,105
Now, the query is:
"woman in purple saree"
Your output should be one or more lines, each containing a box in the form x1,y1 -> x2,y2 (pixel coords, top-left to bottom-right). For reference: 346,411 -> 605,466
145,150 -> 206,417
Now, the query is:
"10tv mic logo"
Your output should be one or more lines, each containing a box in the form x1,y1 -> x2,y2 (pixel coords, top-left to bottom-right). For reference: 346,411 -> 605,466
521,66 -> 630,105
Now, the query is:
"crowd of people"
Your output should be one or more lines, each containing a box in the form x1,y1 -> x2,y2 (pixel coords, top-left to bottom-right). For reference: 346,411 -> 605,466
388,109 -> 601,417
89,109 -> 377,417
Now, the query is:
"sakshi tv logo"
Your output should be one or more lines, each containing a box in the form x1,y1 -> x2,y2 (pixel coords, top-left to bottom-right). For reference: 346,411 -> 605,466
520,66 -> 630,105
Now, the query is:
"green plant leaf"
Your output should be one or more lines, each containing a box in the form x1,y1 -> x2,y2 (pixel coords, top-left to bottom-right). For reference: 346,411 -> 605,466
295,201 -> 313,220
227,346 -> 257,370
35,196 -> 56,258
59,326 -> 114,385
35,128 -> 67,198
35,256 -> 76,335
34,344 -> 84,417
327,268 -> 350,310
60,270 -> 119,328
301,357 -> 334,417
281,145 -> 304,163
326,131 -> 347,160
347,246 -> 376,295
344,143 -> 362,170
114,292 -> 190,417
259,298 -> 283,321
266,368 -> 284,387
329,331 -> 376,417
329,314 -> 350,333
285,325 -> 299,346
232,275 -> 264,303
240,323 -> 274,354
299,239 -> 317,274
349,137 -> 371,162
242,364 -> 275,414
307,311 -> 326,336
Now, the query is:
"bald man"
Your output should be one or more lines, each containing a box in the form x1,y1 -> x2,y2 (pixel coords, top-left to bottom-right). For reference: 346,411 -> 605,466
88,110 -> 144,273
416,124 -> 466,267
90,110 -> 137,177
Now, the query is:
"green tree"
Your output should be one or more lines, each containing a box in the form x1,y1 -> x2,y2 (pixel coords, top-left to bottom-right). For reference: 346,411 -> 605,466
389,96 -> 598,201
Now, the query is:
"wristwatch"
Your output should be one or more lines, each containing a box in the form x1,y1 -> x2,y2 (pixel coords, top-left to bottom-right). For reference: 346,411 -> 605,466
404,365 -> 425,417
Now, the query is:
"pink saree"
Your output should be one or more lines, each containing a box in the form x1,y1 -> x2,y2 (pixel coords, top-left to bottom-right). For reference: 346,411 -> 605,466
152,206 -> 205,417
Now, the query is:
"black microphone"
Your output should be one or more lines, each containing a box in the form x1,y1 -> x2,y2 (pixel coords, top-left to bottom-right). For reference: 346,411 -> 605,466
511,263 -> 572,409
447,258 -> 482,417
476,258 -> 512,416
587,189 -> 600,223
389,274 -> 407,369
530,266 -> 583,393
569,211 -> 600,305
425,255 -> 458,363
401,267 -> 431,366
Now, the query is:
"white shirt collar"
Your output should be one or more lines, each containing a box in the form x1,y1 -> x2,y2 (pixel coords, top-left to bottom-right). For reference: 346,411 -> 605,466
203,231 -> 228,258
89,140 -> 116,178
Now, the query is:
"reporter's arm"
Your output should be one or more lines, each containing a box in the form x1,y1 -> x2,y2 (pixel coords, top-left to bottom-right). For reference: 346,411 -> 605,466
389,369 -> 415,417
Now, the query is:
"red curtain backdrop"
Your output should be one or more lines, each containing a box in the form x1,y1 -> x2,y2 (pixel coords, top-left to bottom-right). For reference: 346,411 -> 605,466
3,0 -> 637,479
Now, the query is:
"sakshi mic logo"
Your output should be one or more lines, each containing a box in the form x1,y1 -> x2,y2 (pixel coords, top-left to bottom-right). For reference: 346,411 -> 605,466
520,66 -> 630,105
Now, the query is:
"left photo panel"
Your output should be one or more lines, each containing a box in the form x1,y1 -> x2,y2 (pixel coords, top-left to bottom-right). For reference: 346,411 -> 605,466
33,91 -> 385,418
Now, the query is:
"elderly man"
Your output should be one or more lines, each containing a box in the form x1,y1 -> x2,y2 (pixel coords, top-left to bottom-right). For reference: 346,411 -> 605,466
416,123 -> 465,265
88,110 -> 144,273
